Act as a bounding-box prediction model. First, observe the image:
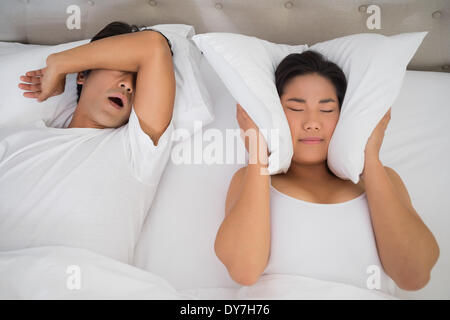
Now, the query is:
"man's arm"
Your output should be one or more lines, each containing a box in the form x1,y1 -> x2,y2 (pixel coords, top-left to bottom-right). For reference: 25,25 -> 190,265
49,30 -> 175,144
132,34 -> 175,145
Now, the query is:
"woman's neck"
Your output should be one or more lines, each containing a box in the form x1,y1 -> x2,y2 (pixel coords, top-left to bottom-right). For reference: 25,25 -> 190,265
283,161 -> 337,184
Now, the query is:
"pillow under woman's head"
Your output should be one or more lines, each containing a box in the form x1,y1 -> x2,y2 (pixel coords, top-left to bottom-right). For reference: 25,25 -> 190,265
275,50 -> 347,176
193,31 -> 427,183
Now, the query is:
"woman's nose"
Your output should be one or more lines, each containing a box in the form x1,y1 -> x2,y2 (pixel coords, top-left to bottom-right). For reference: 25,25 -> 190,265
304,121 -> 321,130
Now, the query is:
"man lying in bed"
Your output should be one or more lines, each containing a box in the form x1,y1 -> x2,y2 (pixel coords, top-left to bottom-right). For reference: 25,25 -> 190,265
0,22 -> 175,263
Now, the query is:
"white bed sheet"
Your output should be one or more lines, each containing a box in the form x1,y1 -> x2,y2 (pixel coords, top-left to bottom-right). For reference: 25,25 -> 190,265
0,246 -> 396,300
0,246 -> 195,300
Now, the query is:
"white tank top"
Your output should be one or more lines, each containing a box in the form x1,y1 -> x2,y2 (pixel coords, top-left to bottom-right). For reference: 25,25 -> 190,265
263,182 -> 397,297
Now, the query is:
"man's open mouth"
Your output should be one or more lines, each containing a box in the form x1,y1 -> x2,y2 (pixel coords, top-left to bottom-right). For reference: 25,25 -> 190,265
108,96 -> 124,108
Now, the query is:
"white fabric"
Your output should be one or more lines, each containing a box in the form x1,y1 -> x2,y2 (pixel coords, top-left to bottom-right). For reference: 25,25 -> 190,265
0,39 -> 88,126
310,32 -> 427,183
192,32 -> 308,175
265,184 -> 396,296
180,274 -> 398,300
192,31 -> 427,183
0,105 -> 174,264
150,24 -> 196,39
133,56 -> 244,290
0,246 -> 396,300
151,24 -> 214,136
0,24 -> 213,139
0,246 -> 196,300
0,42 -> 42,55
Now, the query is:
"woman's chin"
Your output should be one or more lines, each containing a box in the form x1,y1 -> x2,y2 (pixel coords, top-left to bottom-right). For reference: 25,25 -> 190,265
291,156 -> 328,166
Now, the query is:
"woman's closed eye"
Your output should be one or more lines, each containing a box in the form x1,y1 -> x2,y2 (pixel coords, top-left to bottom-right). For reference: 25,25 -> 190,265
288,107 -> 334,113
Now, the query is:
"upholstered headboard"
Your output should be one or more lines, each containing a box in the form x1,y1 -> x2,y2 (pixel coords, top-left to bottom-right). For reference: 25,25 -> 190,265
0,0 -> 449,73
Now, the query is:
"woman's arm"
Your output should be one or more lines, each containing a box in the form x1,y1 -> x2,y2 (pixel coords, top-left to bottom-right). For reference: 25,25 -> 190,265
361,108 -> 439,291
214,104 -> 271,286
361,158 -> 439,291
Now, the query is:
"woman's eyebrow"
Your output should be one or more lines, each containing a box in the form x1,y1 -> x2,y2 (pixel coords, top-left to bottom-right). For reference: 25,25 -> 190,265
286,97 -> 336,103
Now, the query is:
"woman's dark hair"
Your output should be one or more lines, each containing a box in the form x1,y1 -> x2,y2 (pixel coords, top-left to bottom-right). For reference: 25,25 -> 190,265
275,50 -> 347,109
76,21 -> 173,103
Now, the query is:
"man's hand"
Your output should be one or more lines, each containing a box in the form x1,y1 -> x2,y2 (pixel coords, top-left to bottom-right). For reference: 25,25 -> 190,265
18,55 -> 66,102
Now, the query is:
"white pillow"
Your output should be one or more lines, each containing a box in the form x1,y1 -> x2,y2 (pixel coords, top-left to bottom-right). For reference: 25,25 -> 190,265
0,39 -> 87,126
0,42 -> 42,55
151,23 -> 195,39
193,32 -> 427,183
193,33 -> 308,174
0,24 -> 213,139
151,24 -> 214,136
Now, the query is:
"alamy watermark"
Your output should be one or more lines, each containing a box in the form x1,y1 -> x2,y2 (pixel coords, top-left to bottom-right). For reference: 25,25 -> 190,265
366,264 -> 381,290
168,121 -> 280,174
66,5 -> 81,30
66,264 -> 81,290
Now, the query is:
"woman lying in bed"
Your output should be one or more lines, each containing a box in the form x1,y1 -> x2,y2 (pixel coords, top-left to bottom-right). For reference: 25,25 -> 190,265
214,50 -> 439,293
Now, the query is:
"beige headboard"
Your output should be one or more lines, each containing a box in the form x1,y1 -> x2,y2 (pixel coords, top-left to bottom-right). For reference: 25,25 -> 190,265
1,0 -> 449,73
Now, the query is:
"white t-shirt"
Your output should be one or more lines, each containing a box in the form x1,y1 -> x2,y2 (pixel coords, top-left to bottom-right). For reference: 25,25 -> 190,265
0,107 -> 174,263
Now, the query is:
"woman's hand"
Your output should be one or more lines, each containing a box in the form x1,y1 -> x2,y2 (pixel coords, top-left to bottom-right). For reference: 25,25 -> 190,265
236,103 -> 269,165
18,54 -> 67,102
362,107 -> 391,178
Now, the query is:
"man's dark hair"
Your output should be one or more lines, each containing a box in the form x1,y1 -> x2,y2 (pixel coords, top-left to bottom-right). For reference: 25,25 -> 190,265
275,50 -> 347,109
76,21 -> 173,103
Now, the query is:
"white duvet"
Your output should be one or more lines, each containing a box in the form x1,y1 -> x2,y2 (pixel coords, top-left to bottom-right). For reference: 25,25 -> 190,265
0,246 -> 398,300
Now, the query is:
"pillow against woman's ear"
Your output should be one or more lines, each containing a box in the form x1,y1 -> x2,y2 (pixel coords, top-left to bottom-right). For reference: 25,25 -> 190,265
310,32 -> 427,183
193,31 -> 427,183
0,24 -> 213,141
193,32 -> 309,175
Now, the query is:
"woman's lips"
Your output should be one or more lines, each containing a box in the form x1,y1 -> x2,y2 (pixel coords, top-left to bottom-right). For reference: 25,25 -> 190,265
299,139 -> 323,144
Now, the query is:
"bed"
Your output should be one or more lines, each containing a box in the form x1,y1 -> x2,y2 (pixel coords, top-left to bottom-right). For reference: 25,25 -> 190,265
0,0 -> 449,300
